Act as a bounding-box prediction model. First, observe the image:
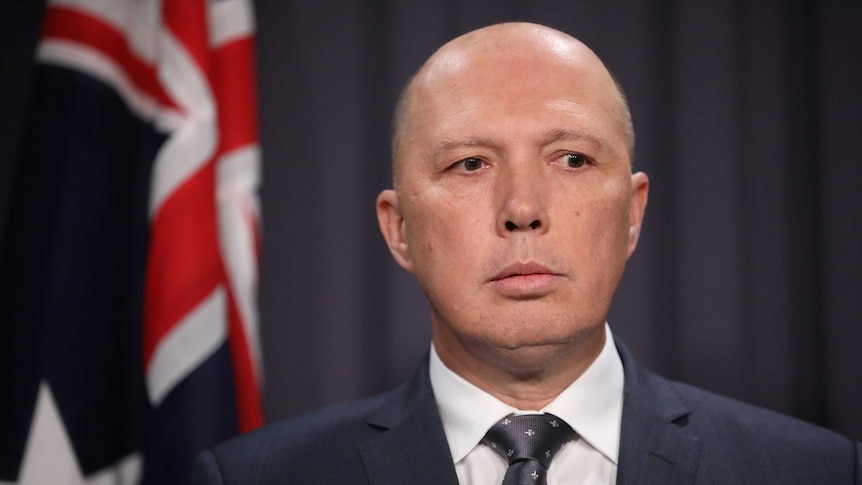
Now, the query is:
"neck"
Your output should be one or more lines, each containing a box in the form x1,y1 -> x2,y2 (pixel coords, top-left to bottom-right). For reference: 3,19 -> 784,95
432,324 -> 606,410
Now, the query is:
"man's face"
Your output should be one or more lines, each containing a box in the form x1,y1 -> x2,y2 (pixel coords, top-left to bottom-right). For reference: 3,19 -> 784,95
378,29 -> 648,366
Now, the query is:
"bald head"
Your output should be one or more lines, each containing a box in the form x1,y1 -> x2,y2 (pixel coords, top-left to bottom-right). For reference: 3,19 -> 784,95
391,22 -> 634,186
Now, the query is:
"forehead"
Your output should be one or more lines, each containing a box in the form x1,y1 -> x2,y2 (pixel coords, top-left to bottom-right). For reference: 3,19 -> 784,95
405,34 -> 626,158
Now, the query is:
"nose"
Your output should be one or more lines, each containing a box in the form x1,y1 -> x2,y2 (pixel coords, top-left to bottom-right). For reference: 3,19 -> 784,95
496,166 -> 549,236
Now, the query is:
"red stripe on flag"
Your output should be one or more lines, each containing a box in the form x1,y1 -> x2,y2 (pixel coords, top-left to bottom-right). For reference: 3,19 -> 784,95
163,0 -> 211,81
143,163 -> 222,367
212,37 -> 259,154
41,6 -> 180,112
206,12 -> 264,431
226,289 -> 264,431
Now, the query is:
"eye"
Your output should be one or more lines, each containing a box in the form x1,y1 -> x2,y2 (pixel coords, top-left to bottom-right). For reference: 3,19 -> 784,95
563,153 -> 588,168
454,157 -> 485,171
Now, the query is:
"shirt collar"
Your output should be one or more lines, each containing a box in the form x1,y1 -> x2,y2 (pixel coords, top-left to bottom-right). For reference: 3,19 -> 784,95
429,324 -> 624,464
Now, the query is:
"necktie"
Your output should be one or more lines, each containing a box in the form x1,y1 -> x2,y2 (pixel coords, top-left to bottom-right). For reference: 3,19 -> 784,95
482,413 -> 575,485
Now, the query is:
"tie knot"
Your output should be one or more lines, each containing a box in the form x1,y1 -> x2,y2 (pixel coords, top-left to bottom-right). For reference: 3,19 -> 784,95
482,414 -> 574,469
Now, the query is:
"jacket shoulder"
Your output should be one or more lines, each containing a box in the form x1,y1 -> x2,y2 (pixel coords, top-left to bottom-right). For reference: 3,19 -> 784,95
616,340 -> 858,484
194,389 -> 397,484
665,375 -> 857,482
669,378 -> 849,447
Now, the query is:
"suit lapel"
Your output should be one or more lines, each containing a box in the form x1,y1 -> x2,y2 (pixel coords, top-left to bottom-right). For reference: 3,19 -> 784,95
357,341 -> 705,485
359,357 -> 459,485
615,341 -> 702,485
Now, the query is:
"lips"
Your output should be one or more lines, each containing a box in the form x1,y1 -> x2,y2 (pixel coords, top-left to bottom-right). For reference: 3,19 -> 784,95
490,262 -> 561,296
491,261 -> 557,281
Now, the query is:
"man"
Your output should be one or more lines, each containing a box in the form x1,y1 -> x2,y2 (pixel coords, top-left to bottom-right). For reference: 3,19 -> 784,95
192,22 -> 860,484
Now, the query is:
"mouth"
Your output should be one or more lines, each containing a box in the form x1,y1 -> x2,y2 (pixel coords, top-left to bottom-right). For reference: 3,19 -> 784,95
491,262 -> 557,281
490,262 -> 561,296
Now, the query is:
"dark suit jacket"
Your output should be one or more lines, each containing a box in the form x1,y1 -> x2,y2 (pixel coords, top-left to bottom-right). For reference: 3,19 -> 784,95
191,341 -> 861,484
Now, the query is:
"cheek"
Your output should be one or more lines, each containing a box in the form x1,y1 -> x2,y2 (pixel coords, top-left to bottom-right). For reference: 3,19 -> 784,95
404,205 -> 485,319
567,183 -> 632,256
405,196 -> 481,275
418,188 -> 487,239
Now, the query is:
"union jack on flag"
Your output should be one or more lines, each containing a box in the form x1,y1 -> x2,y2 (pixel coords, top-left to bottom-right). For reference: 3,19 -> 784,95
0,0 -> 264,483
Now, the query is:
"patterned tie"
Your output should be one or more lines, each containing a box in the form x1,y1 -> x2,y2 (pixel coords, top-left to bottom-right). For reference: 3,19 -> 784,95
482,414 -> 575,485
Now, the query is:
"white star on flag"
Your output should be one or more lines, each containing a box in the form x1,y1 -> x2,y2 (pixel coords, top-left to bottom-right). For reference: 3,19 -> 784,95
0,382 -> 141,485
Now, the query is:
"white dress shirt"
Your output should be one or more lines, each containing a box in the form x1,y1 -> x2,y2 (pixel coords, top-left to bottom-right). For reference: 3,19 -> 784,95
429,324 -> 624,485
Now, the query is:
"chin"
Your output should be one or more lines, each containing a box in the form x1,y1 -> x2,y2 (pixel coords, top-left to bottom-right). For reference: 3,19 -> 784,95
478,318 -> 600,353
504,311 -> 601,339
481,340 -> 579,378
493,323 -> 605,373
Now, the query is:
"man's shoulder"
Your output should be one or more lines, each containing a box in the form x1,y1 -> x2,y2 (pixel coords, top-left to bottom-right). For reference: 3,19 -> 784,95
231,389 -> 394,451
192,389 -> 399,484
619,340 -> 850,448
637,367 -> 858,482
668,376 -> 848,446
618,342 -> 859,483
233,388 -> 397,452
191,356 -> 446,485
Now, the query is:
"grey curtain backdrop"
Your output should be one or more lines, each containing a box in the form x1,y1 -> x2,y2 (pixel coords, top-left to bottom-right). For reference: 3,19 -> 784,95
1,1 -> 860,440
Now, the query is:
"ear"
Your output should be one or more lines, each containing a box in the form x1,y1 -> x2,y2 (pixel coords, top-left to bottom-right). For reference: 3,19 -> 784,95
376,189 -> 415,273
626,172 -> 649,259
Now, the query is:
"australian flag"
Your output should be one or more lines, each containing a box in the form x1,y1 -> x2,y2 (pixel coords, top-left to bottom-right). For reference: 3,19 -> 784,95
0,0 -> 264,483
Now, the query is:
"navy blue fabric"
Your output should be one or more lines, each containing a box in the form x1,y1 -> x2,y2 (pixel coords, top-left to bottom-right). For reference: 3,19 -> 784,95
144,343 -> 239,484
192,355 -> 458,485
0,63 -> 239,484
193,340 -> 860,484
0,64 -> 159,479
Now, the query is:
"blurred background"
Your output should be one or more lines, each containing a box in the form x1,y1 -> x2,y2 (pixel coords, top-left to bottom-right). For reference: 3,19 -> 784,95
2,0 -> 860,445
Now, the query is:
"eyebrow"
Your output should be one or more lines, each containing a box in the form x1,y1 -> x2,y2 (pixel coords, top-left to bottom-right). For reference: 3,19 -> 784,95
539,128 -> 609,150
427,128 -> 612,162
428,136 -> 501,161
